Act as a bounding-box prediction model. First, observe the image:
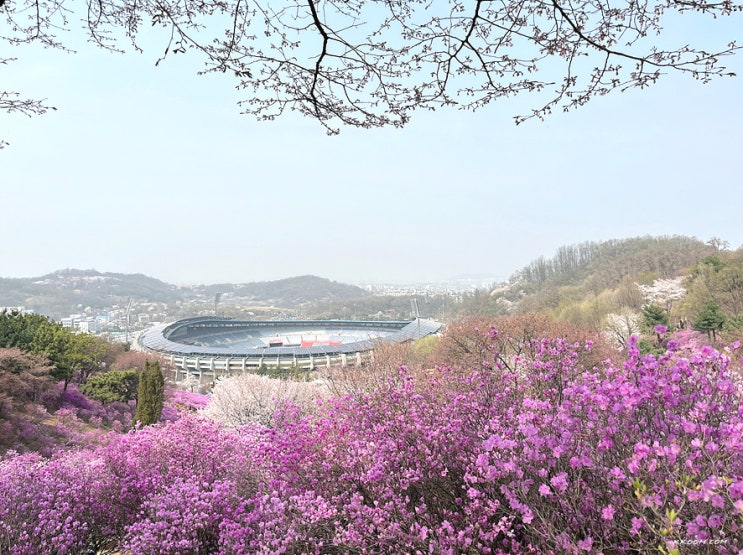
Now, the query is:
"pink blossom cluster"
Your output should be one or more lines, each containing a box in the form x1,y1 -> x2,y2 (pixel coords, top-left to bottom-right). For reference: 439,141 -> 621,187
161,386 -> 211,422
1,382 -> 135,456
0,332 -> 741,554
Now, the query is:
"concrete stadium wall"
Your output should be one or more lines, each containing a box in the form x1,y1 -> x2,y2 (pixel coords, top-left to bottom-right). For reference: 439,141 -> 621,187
168,349 -> 366,384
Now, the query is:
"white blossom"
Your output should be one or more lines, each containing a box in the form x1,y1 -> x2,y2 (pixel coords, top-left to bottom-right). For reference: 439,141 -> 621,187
604,310 -> 641,350
636,277 -> 686,308
201,373 -> 326,427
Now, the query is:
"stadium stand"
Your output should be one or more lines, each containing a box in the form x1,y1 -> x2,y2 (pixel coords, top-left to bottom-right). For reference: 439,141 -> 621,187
137,317 -> 443,382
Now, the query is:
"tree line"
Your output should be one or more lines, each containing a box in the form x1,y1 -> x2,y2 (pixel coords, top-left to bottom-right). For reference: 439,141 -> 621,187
513,235 -> 715,288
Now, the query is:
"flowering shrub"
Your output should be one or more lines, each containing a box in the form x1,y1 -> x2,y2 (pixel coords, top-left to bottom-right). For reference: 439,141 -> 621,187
0,416 -> 267,554
201,373 -> 325,427
59,383 -> 134,425
0,378 -> 136,456
166,386 -> 211,413
0,330 -> 740,554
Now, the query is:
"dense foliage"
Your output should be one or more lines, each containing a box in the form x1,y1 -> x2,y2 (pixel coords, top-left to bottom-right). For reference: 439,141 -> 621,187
1,327 -> 741,554
683,252 -> 743,332
0,348 -> 57,453
80,368 -> 139,404
0,310 -> 118,389
0,346 -> 131,454
0,321 -> 185,454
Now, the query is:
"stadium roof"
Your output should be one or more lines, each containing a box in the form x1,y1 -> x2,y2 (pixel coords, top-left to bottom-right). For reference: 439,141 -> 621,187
138,317 -> 443,358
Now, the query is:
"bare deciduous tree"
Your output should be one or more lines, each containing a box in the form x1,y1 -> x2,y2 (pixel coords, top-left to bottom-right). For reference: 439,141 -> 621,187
604,309 -> 641,351
2,0 -> 741,134
318,338 -> 439,398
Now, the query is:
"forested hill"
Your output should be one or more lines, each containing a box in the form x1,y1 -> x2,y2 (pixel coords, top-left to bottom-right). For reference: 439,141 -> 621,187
0,271 -> 368,319
0,270 -> 182,317
204,275 -> 369,305
1,236 -> 738,326
477,235 -> 742,333
512,235 -> 716,290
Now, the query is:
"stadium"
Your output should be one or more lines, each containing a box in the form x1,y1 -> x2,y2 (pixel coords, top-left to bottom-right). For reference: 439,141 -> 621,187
137,317 -> 443,382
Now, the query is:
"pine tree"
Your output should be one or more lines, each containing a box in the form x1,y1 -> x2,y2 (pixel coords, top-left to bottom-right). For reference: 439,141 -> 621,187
134,360 -> 164,426
693,302 -> 726,341
81,369 -> 138,404
641,304 -> 669,332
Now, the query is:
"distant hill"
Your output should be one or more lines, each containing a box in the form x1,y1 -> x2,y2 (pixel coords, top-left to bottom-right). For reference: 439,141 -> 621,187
189,275 -> 369,307
475,235 -> 740,331
2,235 -> 737,327
511,235 -> 715,291
0,270 -> 368,319
0,270 -> 181,318
233,275 -> 368,304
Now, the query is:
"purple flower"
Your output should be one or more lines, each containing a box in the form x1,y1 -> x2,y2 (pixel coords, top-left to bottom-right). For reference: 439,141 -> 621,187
550,472 -> 569,493
1,331 -> 742,555
601,505 -> 615,520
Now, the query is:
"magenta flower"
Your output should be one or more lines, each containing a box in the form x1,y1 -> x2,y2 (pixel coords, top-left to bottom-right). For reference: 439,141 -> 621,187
1,331 -> 742,554
550,472 -> 569,493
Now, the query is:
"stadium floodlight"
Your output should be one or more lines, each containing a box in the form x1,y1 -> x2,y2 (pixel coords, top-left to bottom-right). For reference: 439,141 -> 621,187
125,298 -> 133,344
410,299 -> 420,319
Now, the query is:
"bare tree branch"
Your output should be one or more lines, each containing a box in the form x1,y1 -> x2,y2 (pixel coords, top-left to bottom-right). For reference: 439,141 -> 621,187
1,57 -> 57,147
2,0 -> 742,135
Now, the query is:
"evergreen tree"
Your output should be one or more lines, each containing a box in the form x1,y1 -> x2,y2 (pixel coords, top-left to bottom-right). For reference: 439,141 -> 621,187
0,311 -> 54,351
641,304 -> 669,332
81,369 -> 139,404
693,302 -> 726,341
134,361 -> 164,426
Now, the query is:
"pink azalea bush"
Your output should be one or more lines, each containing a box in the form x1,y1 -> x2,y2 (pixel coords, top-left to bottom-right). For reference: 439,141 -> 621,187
161,386 -> 211,422
0,416 -> 267,554
0,330 -> 741,554
0,382 -> 135,457
165,386 -> 211,412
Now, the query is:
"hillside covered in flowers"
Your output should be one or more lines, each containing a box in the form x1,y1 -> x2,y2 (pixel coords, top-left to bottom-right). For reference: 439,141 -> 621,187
1,319 -> 741,554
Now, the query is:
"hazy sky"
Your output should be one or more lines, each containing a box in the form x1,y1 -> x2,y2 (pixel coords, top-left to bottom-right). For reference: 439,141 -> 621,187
2,9 -> 742,286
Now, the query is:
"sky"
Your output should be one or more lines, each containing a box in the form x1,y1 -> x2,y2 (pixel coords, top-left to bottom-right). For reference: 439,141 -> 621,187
2,8 -> 743,287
